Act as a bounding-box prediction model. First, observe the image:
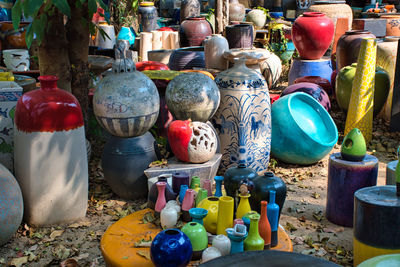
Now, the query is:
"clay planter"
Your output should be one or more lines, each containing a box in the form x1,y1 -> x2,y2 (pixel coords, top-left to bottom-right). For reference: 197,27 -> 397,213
335,63 -> 390,116
281,82 -> 331,112
229,0 -> 245,23
381,15 -> 400,37
225,24 -> 254,49
336,30 -> 376,71
179,17 -> 212,47
292,12 -> 334,60
168,46 -> 205,70
166,72 -> 220,122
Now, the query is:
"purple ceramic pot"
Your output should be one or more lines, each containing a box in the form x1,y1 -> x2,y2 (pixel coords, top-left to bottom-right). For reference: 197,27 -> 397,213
168,46 -> 205,70
280,82 -> 331,112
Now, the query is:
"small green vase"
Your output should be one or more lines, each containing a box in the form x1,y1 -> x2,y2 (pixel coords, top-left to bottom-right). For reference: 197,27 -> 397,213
195,188 -> 208,207
244,213 -> 264,251
341,128 -> 366,161
181,221 -> 208,260
190,176 -> 201,189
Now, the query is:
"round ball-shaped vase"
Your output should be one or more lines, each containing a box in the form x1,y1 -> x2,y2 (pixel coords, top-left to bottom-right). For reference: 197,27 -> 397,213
336,63 -> 390,116
293,75 -> 332,94
161,206 -> 179,228
136,61 -> 170,71
292,12 -> 334,60
246,9 -> 267,29
181,222 -> 208,254
151,229 -> 193,267
0,164 -> 23,245
271,92 -> 338,165
179,17 -> 212,47
166,72 -> 220,122
93,70 -> 160,137
281,82 -> 331,112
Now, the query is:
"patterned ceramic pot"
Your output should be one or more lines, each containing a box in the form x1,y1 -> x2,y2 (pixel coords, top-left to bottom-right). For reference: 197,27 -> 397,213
93,41 -> 160,137
138,2 -> 158,32
166,72 -> 220,122
168,46 -> 205,70
0,163 -> 23,245
212,58 -> 271,173
381,15 -> 400,37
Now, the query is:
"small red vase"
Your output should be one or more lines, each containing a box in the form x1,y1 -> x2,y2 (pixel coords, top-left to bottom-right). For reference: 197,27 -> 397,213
259,201 -> 271,249
179,17 -> 212,47
155,182 -> 167,212
136,61 -> 170,71
291,12 -> 334,60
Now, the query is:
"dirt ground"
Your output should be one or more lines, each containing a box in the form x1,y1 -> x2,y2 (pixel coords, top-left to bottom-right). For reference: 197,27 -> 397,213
1,85 -> 398,267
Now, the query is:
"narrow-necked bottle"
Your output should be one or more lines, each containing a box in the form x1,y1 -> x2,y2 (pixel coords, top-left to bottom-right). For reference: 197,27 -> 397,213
267,190 -> 279,247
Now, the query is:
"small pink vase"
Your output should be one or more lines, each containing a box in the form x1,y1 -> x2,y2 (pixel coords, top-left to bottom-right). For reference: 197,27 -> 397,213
182,189 -> 196,211
155,182 -> 167,212
202,179 -> 213,197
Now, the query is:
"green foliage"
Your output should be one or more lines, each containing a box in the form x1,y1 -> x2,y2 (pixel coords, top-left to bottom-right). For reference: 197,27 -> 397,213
11,0 -> 110,48
110,0 -> 138,27
206,8 -> 214,22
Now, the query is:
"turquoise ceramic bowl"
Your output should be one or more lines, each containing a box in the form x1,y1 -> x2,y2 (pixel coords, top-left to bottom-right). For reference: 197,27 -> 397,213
271,92 -> 338,165
357,254 -> 400,267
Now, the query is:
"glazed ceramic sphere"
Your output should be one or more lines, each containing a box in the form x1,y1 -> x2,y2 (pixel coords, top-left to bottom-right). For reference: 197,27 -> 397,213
0,164 -> 23,245
151,229 -> 193,267
166,72 -> 220,122
281,82 -> 331,112
93,70 -> 160,137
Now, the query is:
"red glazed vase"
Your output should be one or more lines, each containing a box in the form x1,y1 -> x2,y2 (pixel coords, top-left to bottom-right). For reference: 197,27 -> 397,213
136,61 -> 170,71
179,17 -> 212,47
14,75 -> 88,226
259,201 -> 271,249
291,12 -> 334,60
294,75 -> 332,95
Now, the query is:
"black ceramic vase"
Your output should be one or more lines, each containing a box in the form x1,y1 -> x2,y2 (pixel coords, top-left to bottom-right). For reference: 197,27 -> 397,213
148,175 -> 177,209
224,163 -> 258,197
249,172 -> 287,219
102,132 -> 159,200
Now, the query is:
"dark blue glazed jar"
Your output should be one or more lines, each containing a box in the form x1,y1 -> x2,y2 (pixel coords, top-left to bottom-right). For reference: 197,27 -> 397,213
151,229 -> 193,267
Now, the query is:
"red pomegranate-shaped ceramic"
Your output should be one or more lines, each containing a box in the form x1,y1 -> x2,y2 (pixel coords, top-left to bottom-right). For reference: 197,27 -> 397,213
292,12 -> 334,60
167,120 -> 217,163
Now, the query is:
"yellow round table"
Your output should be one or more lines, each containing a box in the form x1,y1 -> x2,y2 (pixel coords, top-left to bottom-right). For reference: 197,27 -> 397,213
101,209 -> 293,267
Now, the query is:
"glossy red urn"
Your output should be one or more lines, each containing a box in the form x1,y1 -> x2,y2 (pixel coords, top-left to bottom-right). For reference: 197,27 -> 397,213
14,75 -> 88,226
291,12 -> 334,60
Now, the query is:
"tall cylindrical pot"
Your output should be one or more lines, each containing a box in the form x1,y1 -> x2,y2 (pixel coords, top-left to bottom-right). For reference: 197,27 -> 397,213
336,30 -> 376,71
212,58 -> 271,173
14,76 -> 88,226
216,196 -> 234,235
204,34 -> 229,70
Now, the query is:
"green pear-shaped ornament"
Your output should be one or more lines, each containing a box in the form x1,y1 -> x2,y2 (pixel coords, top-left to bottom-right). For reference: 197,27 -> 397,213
340,128 -> 366,161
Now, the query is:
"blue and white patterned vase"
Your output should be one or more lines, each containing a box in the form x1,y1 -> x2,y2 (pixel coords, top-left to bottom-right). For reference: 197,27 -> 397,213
211,58 -> 271,173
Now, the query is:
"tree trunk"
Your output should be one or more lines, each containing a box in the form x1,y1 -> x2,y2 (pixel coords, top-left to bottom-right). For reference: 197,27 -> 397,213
66,1 -> 90,129
38,11 -> 71,91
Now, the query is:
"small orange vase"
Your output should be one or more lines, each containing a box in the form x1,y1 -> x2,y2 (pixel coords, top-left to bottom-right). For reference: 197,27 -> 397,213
258,200 -> 271,249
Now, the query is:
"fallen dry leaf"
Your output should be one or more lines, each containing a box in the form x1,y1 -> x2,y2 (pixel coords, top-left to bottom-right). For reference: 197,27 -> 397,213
137,250 -> 151,260
134,236 -> 153,248
311,192 -> 321,199
68,221 -> 92,228
49,230 -> 64,240
9,256 -> 28,267
60,258 -> 78,267
298,216 -> 306,222
285,222 -> 297,232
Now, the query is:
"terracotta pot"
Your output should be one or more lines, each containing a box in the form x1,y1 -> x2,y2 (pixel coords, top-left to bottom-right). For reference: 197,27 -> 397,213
180,0 -> 200,23
204,34 -> 229,70
229,0 -> 245,23
377,36 -> 399,121
179,17 -> 212,47
292,12 -> 334,60
14,76 -> 88,226
225,24 -> 254,49
212,58 -> 271,173
336,30 -> 376,71
0,21 -> 30,49
168,46 -> 205,70
381,15 -> 400,37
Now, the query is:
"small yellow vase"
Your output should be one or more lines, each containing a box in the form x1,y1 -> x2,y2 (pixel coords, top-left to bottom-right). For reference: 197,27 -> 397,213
197,197 -> 219,234
236,194 -> 251,219
216,196 -> 234,235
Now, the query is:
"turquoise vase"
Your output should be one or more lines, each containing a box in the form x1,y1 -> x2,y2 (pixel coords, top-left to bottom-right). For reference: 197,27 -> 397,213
267,190 -> 279,247
226,224 -> 248,254
117,26 -> 136,46
214,176 -> 224,197
179,184 -> 188,203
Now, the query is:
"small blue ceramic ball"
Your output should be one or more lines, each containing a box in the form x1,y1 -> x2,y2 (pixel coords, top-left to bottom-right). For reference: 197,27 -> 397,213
151,229 -> 193,267
0,164 -> 23,245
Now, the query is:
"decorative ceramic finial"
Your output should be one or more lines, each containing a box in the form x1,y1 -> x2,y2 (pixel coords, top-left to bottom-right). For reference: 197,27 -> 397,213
340,128 -> 366,161
112,39 -> 135,73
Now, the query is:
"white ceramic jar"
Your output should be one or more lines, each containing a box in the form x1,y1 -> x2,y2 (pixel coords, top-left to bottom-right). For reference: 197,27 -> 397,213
160,206 -> 179,228
202,246 -> 222,263
212,234 -> 231,256
204,34 -> 229,70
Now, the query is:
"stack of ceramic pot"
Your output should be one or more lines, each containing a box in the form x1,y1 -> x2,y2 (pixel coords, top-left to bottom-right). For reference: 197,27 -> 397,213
93,40 -> 160,200
289,12 -> 334,84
